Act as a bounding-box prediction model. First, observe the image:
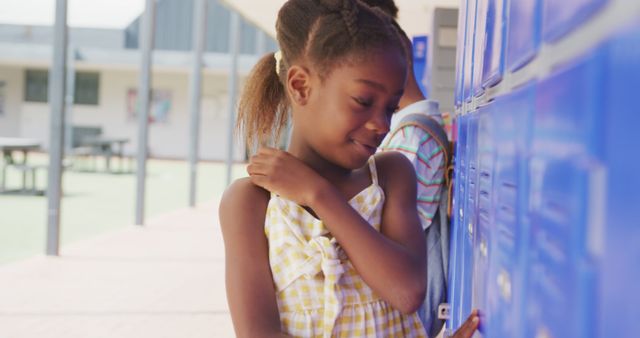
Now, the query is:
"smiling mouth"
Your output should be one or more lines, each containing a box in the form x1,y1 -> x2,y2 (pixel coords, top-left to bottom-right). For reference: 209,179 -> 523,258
352,140 -> 377,155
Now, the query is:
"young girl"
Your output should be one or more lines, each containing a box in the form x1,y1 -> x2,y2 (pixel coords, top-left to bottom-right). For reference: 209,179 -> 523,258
220,0 -> 478,337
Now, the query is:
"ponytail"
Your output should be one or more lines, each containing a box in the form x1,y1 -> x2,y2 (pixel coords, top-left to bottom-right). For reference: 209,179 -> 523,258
237,52 -> 289,154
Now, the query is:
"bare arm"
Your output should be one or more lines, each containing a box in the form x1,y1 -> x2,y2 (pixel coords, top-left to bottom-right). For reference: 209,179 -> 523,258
249,149 -> 426,314
219,178 -> 291,338
383,127 -> 447,230
308,152 -> 426,314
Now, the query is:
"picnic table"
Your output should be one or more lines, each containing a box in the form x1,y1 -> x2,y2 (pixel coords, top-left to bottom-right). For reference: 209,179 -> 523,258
0,137 -> 45,195
78,137 -> 130,173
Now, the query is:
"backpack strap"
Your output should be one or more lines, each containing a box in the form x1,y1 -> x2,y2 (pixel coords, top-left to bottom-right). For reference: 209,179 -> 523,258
397,113 -> 453,281
395,114 -> 454,335
396,114 -> 452,169
396,114 -> 453,191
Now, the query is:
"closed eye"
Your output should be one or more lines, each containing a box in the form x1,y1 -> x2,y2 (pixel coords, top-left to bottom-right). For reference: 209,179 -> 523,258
353,97 -> 373,108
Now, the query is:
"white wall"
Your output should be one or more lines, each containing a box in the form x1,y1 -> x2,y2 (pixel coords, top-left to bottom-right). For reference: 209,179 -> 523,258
0,66 -> 24,137
398,0 -> 460,38
6,65 -> 246,161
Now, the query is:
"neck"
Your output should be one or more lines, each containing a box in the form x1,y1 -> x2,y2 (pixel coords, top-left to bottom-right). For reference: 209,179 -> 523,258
398,78 -> 426,110
287,132 -> 353,184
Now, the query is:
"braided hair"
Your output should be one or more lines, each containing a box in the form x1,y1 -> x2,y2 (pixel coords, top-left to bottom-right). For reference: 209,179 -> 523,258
359,0 -> 414,67
237,0 -> 408,151
357,0 -> 399,19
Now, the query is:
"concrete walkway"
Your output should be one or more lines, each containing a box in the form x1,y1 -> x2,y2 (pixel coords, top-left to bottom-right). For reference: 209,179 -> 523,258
0,200 -> 235,338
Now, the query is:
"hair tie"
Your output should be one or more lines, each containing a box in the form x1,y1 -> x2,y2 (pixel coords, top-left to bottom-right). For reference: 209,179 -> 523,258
274,50 -> 283,76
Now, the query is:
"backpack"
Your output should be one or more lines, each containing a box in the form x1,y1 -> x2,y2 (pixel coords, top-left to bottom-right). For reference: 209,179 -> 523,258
392,113 -> 454,337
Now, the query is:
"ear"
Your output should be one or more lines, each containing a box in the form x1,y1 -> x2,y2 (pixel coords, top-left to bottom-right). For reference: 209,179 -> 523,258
286,65 -> 312,106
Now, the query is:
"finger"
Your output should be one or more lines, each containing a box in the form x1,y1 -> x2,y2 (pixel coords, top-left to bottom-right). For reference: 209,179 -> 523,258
250,150 -> 280,165
251,154 -> 287,174
263,147 -> 290,160
249,153 -> 268,164
249,156 -> 275,171
247,162 -> 269,176
256,146 -> 277,156
453,310 -> 480,338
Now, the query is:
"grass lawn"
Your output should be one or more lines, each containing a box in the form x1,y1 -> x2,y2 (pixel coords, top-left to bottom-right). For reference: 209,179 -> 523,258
0,153 -> 246,264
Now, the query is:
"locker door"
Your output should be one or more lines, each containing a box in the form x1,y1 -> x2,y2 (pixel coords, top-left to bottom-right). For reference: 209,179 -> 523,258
525,48 -> 605,338
531,50 -> 605,161
472,0 -> 489,97
601,23 -> 640,338
526,160 -> 591,338
472,105 -> 496,335
542,0 -> 609,42
486,83 -> 535,338
449,114 -> 470,330
455,0 -> 469,108
482,0 -> 507,88
463,0 -> 478,102
460,112 -> 479,322
506,0 -> 541,71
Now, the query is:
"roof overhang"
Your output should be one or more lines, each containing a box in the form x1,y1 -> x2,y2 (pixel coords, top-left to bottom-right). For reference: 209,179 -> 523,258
0,42 -> 260,75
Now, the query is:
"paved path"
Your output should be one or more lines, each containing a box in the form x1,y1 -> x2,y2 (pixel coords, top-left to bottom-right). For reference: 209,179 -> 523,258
0,200 -> 235,338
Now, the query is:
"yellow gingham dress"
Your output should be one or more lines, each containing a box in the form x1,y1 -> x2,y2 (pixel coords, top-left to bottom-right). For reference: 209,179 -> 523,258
265,157 -> 428,338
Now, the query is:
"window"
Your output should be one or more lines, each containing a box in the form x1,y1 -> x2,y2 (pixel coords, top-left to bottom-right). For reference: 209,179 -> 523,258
24,69 -> 48,103
74,72 -> 100,105
24,70 -> 100,105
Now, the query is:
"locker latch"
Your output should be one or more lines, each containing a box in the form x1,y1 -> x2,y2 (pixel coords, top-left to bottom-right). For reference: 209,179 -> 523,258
438,303 -> 451,320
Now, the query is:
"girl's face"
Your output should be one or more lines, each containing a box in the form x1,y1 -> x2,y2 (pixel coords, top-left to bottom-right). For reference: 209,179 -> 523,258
293,48 -> 407,170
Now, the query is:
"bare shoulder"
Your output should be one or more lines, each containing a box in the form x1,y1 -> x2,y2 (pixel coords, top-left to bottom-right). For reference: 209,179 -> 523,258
373,151 -> 416,190
220,177 -> 270,209
219,177 -> 270,233
219,180 -> 284,336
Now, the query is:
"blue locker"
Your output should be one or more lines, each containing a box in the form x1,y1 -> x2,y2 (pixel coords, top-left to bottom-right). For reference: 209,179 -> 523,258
485,83 -> 535,338
531,49 -> 605,161
460,112 -> 479,323
506,0 -> 541,71
601,24 -> 640,337
525,160 -> 592,338
542,0 -> 608,43
526,162 -> 599,338
449,114 -> 470,330
472,0 -> 489,97
455,0 -> 469,108
525,48 -> 605,338
482,0 -> 506,88
462,0 -> 478,102
472,105 -> 496,335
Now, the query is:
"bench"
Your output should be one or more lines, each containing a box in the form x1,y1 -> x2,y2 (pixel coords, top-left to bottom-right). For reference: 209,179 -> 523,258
70,126 -> 103,171
69,126 -> 132,173
3,163 -> 48,195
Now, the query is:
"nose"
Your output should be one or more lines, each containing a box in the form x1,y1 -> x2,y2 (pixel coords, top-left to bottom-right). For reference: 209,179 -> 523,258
366,110 -> 391,135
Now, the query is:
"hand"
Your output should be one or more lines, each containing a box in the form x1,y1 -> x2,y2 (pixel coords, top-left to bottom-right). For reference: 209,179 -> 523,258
450,309 -> 480,338
247,147 -> 329,206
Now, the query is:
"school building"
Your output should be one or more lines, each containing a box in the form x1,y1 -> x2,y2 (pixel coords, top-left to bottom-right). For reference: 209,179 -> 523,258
0,0 -> 278,161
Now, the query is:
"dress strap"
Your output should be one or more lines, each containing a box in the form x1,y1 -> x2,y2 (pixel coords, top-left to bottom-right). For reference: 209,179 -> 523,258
368,156 -> 379,186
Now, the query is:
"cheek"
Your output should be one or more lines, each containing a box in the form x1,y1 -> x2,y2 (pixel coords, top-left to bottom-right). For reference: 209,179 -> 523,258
314,97 -> 350,127
312,110 -> 357,144
307,82 -> 365,138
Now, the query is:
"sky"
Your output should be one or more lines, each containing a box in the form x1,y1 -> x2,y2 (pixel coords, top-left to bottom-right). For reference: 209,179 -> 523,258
0,0 -> 146,28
